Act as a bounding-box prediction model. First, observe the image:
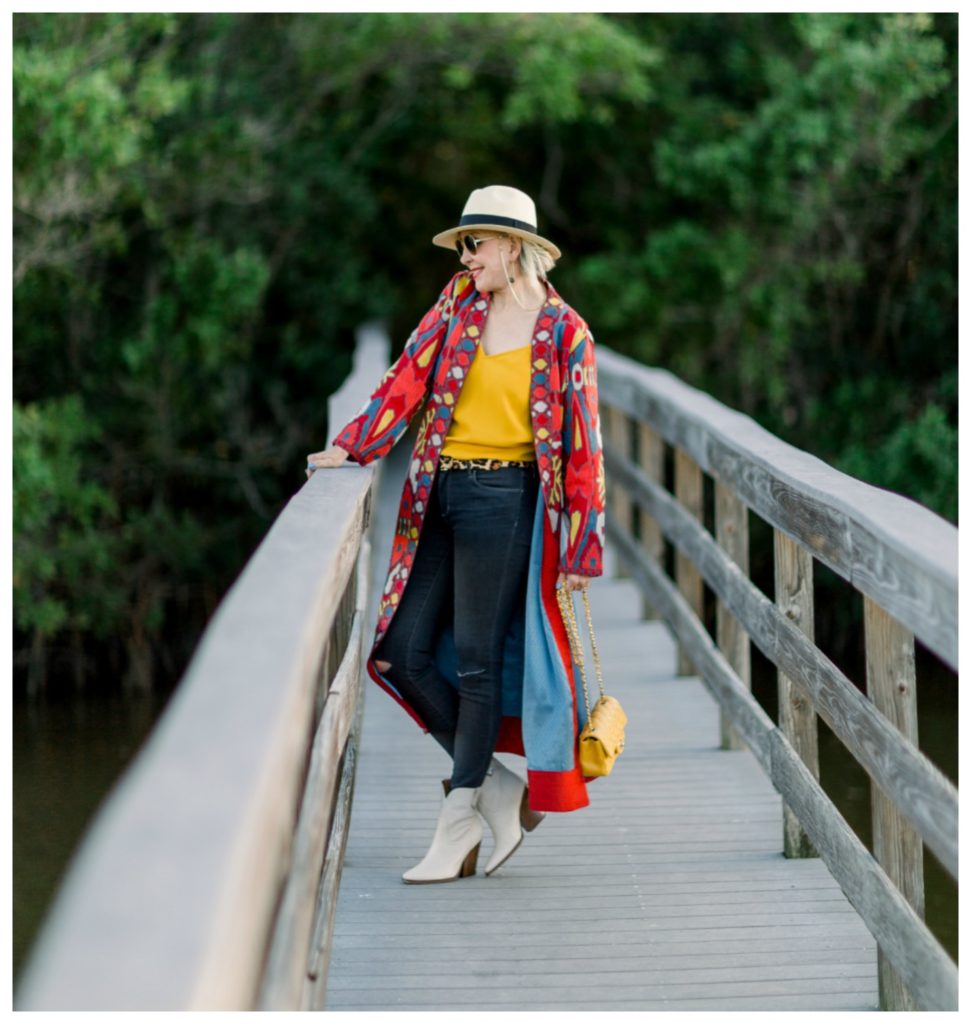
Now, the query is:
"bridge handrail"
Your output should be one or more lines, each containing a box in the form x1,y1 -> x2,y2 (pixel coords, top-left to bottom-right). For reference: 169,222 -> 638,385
15,325 -> 389,1010
598,355 -> 957,670
597,345 -> 957,1012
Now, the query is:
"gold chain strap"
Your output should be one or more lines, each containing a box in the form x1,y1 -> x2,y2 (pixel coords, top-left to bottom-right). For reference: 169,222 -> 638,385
581,589 -> 605,700
556,587 -> 606,718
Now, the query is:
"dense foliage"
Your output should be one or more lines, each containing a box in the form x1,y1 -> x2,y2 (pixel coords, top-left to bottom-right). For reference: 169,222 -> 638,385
13,13 -> 956,692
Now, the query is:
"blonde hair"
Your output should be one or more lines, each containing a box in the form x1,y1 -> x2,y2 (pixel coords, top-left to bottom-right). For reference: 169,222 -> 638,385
516,237 -> 557,281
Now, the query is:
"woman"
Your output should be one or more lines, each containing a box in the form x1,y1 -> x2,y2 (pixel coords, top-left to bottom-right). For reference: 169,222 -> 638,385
306,185 -> 605,884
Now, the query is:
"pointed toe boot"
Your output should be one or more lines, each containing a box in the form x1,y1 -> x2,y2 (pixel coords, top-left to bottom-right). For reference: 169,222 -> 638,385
446,758 -> 546,876
402,786 -> 483,884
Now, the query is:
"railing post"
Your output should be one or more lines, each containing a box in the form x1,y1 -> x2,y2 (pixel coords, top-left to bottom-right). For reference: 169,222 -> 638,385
674,448 -> 703,676
715,483 -> 750,750
864,597 -> 923,1012
773,530 -> 819,858
603,404 -> 632,578
637,422 -> 664,621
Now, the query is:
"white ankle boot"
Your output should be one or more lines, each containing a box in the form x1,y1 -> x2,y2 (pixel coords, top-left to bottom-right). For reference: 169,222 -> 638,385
471,758 -> 546,876
402,786 -> 483,884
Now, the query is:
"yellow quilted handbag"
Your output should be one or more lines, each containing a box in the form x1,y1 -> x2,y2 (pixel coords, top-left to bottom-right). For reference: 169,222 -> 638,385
557,586 -> 628,777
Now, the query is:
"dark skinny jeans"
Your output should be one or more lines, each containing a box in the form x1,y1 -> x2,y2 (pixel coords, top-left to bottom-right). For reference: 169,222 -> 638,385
375,463 -> 539,789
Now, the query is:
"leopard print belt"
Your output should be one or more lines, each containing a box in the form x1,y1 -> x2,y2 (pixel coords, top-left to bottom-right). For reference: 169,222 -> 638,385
438,455 -> 537,471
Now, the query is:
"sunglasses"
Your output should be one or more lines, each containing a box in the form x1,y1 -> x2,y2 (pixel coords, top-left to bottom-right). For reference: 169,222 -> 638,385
454,234 -> 496,257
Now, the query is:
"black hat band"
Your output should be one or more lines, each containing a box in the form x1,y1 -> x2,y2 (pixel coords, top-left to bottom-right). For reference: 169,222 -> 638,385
458,213 -> 538,233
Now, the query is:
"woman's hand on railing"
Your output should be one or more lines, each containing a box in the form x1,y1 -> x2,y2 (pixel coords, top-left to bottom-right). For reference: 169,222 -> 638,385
306,446 -> 350,478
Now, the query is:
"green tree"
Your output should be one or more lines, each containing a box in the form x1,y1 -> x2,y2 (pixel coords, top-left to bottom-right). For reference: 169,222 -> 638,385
13,397 -> 121,690
571,14 -> 955,521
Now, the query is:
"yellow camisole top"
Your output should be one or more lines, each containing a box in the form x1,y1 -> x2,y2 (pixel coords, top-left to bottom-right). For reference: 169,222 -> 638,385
440,342 -> 535,461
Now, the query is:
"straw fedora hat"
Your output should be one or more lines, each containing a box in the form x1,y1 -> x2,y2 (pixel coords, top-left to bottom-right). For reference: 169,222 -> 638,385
432,185 -> 561,260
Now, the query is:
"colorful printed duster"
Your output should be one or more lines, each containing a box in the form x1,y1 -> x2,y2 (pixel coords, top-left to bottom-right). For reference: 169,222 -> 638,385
331,271 -> 606,812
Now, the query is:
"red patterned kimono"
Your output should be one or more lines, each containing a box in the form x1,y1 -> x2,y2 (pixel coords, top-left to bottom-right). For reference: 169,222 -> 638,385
331,271 -> 605,811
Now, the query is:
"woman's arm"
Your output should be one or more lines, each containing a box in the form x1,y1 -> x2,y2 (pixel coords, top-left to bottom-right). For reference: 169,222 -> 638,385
327,274 -> 463,466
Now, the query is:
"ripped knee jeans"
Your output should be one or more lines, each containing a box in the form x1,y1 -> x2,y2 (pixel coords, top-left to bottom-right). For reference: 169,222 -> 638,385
374,463 -> 539,789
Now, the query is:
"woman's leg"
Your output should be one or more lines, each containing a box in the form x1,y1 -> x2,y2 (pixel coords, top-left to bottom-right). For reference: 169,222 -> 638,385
374,475 -> 459,754
441,466 -> 539,789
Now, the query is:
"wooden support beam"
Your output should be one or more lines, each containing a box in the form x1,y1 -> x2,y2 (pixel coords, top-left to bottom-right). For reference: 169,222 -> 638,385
674,449 -> 704,676
715,482 -> 750,750
774,530 -> 819,858
865,598 -> 923,1012
637,422 -> 664,621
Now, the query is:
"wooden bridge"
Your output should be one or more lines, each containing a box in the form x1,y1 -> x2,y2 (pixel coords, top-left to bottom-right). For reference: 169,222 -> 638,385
15,325 -> 958,1012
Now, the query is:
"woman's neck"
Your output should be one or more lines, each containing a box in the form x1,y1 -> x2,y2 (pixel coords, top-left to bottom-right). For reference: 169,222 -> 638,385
489,276 -> 547,314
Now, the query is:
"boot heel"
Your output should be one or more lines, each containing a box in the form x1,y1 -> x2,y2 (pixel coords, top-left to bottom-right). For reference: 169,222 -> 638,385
519,788 -> 546,832
460,842 -> 481,878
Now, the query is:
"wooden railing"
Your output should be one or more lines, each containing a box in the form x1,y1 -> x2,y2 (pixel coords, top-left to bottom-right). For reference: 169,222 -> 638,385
597,347 -> 958,1012
15,325 -> 389,1010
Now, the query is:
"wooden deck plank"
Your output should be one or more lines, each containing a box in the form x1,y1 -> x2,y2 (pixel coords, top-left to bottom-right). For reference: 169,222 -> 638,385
325,977 -> 878,1010
323,444 -> 878,1011
329,945 -> 875,970
327,961 -> 876,988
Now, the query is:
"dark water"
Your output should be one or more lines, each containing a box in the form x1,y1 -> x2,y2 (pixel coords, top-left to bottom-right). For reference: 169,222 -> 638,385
12,688 -> 173,985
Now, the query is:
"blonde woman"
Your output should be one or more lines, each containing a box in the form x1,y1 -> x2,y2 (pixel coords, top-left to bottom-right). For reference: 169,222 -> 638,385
308,186 -> 605,883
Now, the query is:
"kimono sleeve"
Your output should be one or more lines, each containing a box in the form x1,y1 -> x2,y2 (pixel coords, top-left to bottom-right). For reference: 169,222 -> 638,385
330,277 -> 455,465
559,320 -> 606,577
